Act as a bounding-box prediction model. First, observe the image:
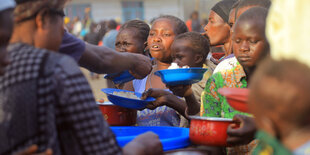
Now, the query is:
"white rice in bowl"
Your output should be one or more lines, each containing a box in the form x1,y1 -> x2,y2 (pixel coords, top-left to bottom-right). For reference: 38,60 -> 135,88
112,91 -> 140,100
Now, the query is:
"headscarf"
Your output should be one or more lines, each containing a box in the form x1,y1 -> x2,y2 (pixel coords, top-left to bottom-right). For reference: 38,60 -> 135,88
14,0 -> 67,23
211,0 -> 237,23
0,0 -> 15,12
267,0 -> 310,68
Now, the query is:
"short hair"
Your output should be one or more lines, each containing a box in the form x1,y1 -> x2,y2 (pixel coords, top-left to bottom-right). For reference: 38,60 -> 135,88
120,20 -> 150,43
174,32 -> 210,60
107,19 -> 117,29
250,58 -> 310,128
236,0 -> 271,9
234,0 -> 271,19
153,15 -> 188,35
235,7 -> 270,58
236,7 -> 268,25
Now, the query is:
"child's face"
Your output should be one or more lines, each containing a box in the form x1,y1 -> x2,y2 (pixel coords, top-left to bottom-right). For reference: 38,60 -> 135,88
0,9 -> 13,75
148,18 -> 176,63
171,39 -> 202,67
115,28 -> 145,54
204,10 -> 230,46
232,20 -> 268,69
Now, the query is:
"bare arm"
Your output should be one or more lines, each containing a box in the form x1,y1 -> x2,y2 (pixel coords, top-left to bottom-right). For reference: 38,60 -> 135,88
142,88 -> 188,119
168,85 -> 200,115
78,43 -> 152,79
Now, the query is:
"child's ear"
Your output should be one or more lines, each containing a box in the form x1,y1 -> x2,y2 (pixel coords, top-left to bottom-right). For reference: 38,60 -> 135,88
194,54 -> 204,64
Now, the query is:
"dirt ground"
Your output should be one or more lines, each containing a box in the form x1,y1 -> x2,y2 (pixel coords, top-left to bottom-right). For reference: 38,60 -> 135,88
80,68 -> 108,102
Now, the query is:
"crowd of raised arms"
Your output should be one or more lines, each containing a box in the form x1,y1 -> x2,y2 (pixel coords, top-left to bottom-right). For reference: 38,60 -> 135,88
0,0 -> 310,154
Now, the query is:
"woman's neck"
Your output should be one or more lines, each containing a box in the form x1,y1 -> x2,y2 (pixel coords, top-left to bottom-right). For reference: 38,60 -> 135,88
155,60 -> 171,70
10,21 -> 36,45
223,41 -> 231,56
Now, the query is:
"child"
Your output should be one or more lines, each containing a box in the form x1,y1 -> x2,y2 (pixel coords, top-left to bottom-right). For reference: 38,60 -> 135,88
108,19 -> 150,88
249,59 -> 310,155
124,15 -> 188,127
115,19 -> 150,56
201,7 -> 269,154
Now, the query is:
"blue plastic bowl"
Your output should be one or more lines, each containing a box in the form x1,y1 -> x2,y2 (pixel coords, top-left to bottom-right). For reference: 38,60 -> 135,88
155,68 -> 208,86
104,71 -> 135,84
101,88 -> 155,109
111,126 -> 190,151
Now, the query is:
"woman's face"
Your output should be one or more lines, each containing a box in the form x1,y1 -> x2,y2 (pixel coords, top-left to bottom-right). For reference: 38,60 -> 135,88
148,18 -> 176,63
0,9 -> 14,75
35,13 -> 64,52
204,10 -> 230,46
115,28 -> 145,54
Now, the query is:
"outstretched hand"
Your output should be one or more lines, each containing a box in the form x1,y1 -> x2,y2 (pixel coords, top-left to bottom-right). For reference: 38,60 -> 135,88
226,114 -> 257,146
167,84 -> 192,97
141,88 -> 172,110
123,132 -> 163,155
129,54 -> 152,79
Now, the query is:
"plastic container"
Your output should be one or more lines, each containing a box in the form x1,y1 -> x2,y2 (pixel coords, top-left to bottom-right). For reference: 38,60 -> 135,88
104,71 -> 135,84
111,126 -> 190,151
218,88 -> 249,113
189,116 -> 234,146
101,88 -> 155,109
155,68 -> 207,86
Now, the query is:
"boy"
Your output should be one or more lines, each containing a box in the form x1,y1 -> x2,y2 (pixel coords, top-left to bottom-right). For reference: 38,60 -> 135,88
201,7 -> 269,154
213,0 -> 271,75
249,59 -> 310,155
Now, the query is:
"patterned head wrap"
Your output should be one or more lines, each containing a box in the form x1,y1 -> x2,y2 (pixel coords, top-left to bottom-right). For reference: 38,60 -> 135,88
14,0 -> 67,23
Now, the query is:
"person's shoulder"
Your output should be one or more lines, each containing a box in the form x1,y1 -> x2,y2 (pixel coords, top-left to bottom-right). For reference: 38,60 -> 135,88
45,52 -> 81,76
213,56 -> 238,74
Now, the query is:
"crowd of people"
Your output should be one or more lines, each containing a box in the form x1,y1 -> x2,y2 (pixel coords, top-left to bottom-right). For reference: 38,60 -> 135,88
0,0 -> 310,154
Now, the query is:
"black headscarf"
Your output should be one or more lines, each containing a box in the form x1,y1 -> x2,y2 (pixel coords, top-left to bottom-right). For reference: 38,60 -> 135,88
211,0 -> 237,23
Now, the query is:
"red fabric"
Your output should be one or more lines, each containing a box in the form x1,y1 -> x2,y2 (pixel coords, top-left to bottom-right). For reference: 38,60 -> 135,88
186,20 -> 192,32
212,53 -> 225,60
116,25 -> 121,31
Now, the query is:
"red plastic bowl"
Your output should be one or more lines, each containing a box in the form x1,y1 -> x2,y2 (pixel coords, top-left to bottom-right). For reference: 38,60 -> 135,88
97,102 -> 137,126
189,116 -> 233,146
218,88 -> 249,113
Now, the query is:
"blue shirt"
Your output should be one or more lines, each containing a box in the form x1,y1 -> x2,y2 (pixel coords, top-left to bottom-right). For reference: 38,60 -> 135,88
59,31 -> 86,62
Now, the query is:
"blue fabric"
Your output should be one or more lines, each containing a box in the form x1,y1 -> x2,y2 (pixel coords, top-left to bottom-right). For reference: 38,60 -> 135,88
103,30 -> 118,50
59,31 -> 86,62
133,77 -> 180,127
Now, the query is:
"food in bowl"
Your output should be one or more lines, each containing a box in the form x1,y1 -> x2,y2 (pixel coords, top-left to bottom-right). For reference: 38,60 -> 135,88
168,62 -> 189,69
112,91 -> 140,100
189,116 -> 235,146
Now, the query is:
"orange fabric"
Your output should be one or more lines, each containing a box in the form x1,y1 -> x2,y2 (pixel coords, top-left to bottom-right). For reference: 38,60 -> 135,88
186,20 -> 192,32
